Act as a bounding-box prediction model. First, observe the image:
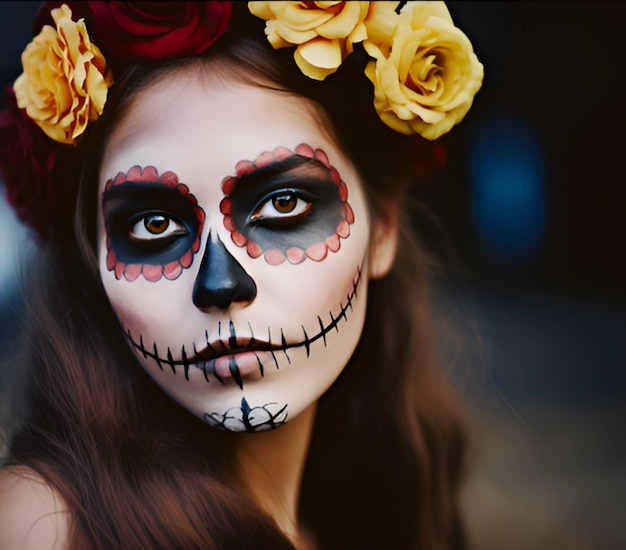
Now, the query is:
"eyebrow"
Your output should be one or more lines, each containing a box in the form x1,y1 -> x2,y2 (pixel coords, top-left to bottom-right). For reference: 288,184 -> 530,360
101,181 -> 186,205
239,155 -> 331,186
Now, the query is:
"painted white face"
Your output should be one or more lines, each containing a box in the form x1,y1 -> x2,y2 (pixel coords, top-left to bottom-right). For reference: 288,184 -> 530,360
97,69 -> 373,432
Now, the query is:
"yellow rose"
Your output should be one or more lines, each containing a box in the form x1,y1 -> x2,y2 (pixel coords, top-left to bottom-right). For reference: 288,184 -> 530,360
14,4 -> 112,145
248,1 -> 371,80
363,2 -> 483,139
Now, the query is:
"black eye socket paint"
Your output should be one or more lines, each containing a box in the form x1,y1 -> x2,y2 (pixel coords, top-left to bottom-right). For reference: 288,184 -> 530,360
102,165 -> 205,281
220,144 -> 354,265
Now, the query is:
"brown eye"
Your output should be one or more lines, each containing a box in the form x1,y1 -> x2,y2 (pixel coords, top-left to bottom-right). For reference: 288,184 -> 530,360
251,190 -> 312,222
144,214 -> 169,234
130,214 -> 186,241
272,194 -> 297,214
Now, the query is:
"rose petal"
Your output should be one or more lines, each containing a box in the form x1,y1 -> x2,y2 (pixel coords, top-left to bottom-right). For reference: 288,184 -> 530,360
296,37 -> 342,70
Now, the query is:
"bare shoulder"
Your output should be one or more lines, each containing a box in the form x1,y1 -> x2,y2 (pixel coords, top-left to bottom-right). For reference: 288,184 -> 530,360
0,466 -> 69,550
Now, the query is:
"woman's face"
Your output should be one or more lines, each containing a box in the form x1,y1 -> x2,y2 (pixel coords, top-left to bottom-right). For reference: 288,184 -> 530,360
97,68 -> 387,432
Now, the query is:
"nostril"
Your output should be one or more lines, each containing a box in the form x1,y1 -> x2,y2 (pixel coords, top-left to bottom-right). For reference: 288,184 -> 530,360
192,232 -> 257,310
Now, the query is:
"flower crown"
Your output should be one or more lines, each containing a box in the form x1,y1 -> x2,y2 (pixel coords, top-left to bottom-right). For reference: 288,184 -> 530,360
0,1 -> 483,240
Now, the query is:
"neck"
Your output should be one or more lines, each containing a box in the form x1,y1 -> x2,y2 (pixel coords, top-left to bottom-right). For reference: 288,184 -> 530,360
235,402 -> 317,548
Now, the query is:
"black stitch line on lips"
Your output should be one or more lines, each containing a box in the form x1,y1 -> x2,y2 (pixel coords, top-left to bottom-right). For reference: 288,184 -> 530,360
268,326 -> 279,370
124,264 -> 362,378
194,343 -> 210,381
213,370 -> 226,386
249,323 -> 263,378
280,329 -> 290,364
229,356 -> 243,390
255,352 -> 264,377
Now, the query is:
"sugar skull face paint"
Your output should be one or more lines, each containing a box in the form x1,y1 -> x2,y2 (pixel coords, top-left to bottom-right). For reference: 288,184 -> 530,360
97,69 -> 379,433
220,143 -> 354,265
102,165 -> 205,282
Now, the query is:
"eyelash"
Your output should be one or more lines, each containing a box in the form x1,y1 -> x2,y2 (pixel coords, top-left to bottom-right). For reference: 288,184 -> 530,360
249,189 -> 314,225
129,212 -> 187,242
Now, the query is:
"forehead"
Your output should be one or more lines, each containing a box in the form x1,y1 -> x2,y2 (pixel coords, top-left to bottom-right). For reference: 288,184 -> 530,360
99,67 -> 338,186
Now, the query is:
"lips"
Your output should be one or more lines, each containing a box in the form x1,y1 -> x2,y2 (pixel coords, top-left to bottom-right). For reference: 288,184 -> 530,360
187,339 -> 284,389
187,337 -> 279,363
122,262 -> 363,388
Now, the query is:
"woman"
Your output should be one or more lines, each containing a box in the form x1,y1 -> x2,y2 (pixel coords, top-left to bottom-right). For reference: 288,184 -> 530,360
0,2 -> 483,548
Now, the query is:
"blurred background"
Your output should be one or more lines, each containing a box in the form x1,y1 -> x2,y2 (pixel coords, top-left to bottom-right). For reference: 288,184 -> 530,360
1,2 -> 624,549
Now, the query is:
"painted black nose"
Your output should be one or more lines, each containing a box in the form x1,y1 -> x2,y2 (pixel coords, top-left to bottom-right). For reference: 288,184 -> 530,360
192,233 -> 257,310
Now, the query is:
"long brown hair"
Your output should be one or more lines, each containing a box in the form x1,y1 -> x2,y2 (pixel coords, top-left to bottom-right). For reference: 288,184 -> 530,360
3,5 -> 468,549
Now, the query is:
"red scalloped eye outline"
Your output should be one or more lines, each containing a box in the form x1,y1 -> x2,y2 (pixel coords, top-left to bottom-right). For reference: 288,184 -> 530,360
219,144 -> 355,265
104,165 -> 206,282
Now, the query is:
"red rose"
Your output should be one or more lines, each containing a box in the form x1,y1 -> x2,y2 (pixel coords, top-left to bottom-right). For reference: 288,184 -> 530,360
83,1 -> 232,60
0,87 -> 58,241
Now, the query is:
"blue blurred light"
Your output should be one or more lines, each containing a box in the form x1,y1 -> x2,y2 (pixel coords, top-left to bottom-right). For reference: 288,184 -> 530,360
0,187 -> 33,300
468,115 -> 547,265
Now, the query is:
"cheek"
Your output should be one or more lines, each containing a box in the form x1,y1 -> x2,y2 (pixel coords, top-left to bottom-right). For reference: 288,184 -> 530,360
99,253 -> 193,336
